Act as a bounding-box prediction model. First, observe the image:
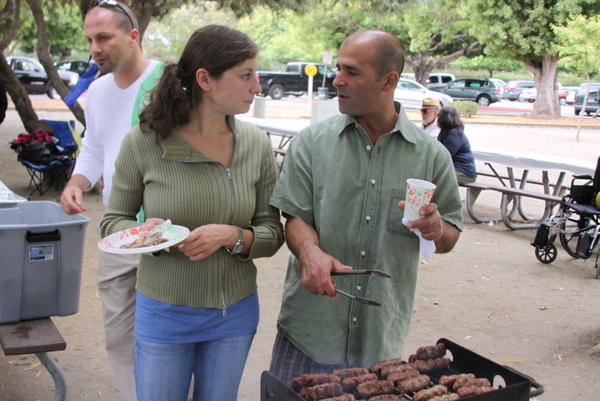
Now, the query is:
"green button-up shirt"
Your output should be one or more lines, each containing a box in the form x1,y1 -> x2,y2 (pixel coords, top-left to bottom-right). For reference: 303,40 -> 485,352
270,103 -> 462,367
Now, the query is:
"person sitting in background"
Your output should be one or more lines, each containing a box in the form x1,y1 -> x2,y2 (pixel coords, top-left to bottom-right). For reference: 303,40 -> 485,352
437,106 -> 476,185
420,97 -> 440,137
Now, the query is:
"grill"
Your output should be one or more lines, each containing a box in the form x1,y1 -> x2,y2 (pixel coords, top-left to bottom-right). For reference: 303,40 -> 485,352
260,338 -> 543,401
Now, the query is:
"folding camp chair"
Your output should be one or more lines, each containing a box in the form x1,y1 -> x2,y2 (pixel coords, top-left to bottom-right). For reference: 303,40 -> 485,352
10,120 -> 80,199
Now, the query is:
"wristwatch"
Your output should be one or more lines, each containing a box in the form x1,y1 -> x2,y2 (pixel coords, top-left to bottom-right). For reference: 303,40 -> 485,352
226,226 -> 245,255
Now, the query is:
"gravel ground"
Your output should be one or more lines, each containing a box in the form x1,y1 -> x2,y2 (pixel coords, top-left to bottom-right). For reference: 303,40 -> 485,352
0,105 -> 599,401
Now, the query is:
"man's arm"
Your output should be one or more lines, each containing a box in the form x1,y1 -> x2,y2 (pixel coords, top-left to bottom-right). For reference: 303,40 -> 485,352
60,174 -> 92,214
285,216 -> 352,298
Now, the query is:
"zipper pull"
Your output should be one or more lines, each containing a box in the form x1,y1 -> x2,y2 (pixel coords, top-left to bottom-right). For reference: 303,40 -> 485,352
225,167 -> 232,180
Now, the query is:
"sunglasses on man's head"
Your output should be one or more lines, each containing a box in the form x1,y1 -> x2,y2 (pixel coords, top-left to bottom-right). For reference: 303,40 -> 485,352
88,0 -> 135,30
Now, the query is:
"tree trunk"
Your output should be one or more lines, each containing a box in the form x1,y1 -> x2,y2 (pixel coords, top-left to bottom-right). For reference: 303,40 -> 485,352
527,54 -> 560,119
407,55 -> 435,86
0,55 -> 39,133
26,0 -> 86,125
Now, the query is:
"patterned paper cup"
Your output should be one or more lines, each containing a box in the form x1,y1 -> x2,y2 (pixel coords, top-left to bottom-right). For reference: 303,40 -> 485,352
405,178 -> 436,222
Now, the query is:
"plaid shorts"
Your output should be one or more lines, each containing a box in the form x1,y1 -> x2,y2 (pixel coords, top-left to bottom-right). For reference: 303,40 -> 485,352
269,328 -> 353,385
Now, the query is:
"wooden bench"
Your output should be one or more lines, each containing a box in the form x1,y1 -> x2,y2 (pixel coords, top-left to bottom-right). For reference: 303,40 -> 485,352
0,318 -> 67,401
462,181 -> 563,230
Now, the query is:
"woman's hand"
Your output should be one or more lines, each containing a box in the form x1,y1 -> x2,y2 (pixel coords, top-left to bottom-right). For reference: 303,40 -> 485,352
177,224 -> 234,261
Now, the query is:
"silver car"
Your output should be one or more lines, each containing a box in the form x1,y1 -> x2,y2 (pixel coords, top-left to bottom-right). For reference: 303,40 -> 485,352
394,78 -> 453,109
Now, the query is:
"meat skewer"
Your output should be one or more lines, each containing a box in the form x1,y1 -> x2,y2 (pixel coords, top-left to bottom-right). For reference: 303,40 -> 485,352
299,382 -> 343,401
356,380 -> 394,397
332,367 -> 369,380
396,374 -> 431,393
452,376 -> 492,391
428,394 -> 460,401
456,385 -> 495,397
412,384 -> 448,401
341,373 -> 378,392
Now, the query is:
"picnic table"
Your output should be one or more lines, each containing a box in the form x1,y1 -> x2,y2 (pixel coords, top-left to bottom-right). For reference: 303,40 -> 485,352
464,148 -> 596,229
0,318 -> 67,401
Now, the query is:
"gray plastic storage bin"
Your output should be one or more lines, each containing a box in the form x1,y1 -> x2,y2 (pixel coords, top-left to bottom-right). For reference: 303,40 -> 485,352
0,201 -> 90,323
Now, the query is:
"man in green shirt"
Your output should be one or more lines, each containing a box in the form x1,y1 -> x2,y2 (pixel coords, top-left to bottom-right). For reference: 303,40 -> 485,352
269,29 -> 463,383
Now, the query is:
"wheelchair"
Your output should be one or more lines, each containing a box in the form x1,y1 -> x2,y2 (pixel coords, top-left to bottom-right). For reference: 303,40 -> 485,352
531,156 -> 600,277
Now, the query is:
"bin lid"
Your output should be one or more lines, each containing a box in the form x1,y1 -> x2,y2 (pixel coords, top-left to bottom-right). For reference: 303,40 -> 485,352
0,180 -> 26,206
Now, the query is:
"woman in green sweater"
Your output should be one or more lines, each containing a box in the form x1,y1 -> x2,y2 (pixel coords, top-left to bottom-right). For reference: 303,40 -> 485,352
100,25 -> 284,401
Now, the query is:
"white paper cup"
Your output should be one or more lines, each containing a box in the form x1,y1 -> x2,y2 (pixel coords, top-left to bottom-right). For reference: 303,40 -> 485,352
405,178 -> 436,221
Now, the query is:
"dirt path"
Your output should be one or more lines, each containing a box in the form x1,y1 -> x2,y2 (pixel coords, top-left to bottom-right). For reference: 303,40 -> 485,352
1,108 -> 599,401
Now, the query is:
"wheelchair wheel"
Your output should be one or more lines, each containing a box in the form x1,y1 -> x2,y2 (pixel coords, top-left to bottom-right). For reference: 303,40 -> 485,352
558,209 -> 588,258
535,244 -> 557,264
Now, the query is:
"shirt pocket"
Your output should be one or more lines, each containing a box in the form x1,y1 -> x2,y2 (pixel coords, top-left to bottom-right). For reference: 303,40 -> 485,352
386,188 -> 416,238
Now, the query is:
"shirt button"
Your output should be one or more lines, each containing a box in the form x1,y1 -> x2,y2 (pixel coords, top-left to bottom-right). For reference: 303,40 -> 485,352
370,179 -> 376,185
352,317 -> 358,323
356,285 -> 362,291
360,250 -> 366,257
366,145 -> 372,151
365,215 -> 371,222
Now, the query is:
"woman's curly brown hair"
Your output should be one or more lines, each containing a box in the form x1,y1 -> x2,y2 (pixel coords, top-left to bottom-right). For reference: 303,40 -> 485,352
139,25 -> 258,140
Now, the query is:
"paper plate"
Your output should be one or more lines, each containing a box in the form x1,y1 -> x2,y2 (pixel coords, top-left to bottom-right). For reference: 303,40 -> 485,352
98,221 -> 190,255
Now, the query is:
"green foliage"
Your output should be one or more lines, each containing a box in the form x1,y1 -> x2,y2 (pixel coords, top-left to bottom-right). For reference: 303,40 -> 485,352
459,0 -> 600,64
144,3 -> 238,62
554,14 -> 600,79
452,100 -> 478,118
17,2 -> 87,58
449,56 -> 522,75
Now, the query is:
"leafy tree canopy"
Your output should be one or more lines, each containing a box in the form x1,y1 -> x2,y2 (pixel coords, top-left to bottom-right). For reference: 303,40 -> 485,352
554,14 -> 600,79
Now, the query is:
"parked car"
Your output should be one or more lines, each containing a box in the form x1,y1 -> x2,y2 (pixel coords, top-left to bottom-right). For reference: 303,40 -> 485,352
400,72 -> 416,81
7,56 -> 79,99
393,78 -> 453,109
257,62 -> 336,99
430,78 -> 502,106
503,80 -> 535,101
574,83 -> 600,115
489,78 -> 507,93
520,85 -> 577,104
56,59 -> 95,76
518,87 -> 537,103
426,72 -> 455,88
561,86 -> 580,104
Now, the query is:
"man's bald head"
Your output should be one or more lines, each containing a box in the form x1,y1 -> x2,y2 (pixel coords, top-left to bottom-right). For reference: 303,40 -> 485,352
341,30 -> 404,78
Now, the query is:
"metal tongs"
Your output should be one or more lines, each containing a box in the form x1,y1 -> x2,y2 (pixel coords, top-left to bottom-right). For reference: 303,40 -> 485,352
331,269 -> 391,306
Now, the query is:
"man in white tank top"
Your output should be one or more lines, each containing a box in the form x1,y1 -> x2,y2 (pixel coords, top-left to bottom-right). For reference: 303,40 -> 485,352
60,2 -> 161,400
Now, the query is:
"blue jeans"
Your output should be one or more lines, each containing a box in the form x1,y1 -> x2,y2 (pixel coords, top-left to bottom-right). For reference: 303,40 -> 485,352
135,332 -> 255,401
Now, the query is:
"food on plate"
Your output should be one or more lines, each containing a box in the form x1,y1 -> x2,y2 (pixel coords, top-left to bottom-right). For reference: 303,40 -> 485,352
396,374 -> 431,393
120,231 -> 167,249
332,367 -> 370,379
412,384 -> 448,401
298,382 -> 343,401
341,373 -> 377,392
456,385 -> 494,397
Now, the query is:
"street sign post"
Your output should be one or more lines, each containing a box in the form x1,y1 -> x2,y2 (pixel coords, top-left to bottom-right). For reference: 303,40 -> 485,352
305,64 -> 318,101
